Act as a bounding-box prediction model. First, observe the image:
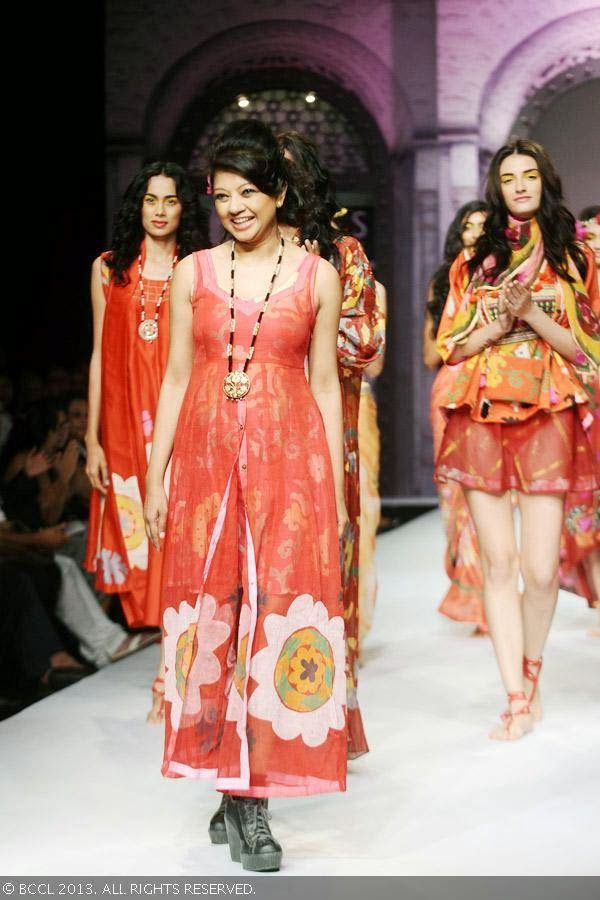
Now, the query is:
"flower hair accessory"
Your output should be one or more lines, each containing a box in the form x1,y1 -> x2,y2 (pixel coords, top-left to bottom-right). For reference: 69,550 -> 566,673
575,220 -> 588,241
206,174 -> 212,196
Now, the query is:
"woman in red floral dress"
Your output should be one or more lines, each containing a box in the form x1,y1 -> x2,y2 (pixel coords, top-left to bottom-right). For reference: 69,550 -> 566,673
144,121 -> 349,872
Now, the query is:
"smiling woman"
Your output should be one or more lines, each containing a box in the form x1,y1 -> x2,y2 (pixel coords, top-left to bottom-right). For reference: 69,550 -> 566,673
143,119 -> 349,872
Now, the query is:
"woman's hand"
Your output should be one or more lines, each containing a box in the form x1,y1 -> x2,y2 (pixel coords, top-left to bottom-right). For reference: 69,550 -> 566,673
24,449 -> 51,478
336,499 -> 349,539
144,484 -> 168,551
496,292 -> 516,335
86,441 -> 109,494
503,279 -> 534,322
304,239 -> 320,255
35,524 -> 70,550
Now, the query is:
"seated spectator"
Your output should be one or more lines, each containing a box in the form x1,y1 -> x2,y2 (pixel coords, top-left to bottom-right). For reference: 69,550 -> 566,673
64,394 -> 91,518
0,502 -> 159,670
0,562 -> 92,704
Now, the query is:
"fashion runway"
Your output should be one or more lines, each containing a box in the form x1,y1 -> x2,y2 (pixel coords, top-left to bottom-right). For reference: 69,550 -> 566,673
1,510 -> 598,876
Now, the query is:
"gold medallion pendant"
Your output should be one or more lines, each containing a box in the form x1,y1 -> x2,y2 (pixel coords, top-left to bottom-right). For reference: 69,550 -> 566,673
223,370 -> 251,400
137,319 -> 159,342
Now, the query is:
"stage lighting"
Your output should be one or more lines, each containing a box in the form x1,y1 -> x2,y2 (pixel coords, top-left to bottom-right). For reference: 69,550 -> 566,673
237,95 -> 250,108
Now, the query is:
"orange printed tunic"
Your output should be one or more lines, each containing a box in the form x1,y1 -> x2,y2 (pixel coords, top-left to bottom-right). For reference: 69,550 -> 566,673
160,249 -> 347,797
336,235 -> 384,758
437,245 -> 599,425
85,245 -> 170,627
435,236 -> 599,494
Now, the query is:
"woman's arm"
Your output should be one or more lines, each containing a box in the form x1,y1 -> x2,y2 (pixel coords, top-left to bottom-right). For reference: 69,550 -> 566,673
85,257 -> 109,493
144,256 -> 195,549
309,259 -> 347,535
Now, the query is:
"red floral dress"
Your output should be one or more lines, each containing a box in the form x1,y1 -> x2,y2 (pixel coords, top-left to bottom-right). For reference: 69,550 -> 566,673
160,249 -> 347,797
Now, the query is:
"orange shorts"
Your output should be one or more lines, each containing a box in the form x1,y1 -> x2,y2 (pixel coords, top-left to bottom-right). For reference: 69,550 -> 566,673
434,406 -> 598,494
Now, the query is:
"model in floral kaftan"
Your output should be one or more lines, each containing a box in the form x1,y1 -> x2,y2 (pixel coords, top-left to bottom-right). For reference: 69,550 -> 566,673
335,235 -> 384,758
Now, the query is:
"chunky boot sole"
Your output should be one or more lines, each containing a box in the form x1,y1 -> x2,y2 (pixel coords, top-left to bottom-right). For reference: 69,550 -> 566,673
240,848 -> 282,872
208,826 -> 228,845
225,819 -> 242,862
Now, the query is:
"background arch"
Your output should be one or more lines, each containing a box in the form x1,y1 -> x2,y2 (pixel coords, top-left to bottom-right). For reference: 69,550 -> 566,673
479,8 -> 600,154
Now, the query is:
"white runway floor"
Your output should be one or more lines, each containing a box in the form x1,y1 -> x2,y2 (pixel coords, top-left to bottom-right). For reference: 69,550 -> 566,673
1,509 -> 599,876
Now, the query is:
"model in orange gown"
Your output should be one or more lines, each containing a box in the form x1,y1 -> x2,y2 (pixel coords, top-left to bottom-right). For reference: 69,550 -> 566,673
277,131 -> 384,757
85,164 -> 203,626
85,162 -> 205,717
423,203 -> 488,633
358,281 -> 386,652
560,207 -> 600,624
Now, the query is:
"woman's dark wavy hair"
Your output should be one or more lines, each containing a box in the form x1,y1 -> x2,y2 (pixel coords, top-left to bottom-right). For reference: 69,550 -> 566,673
428,201 -> 487,332
469,137 -> 587,283
107,161 -> 207,284
277,131 -> 343,269
208,119 -> 303,230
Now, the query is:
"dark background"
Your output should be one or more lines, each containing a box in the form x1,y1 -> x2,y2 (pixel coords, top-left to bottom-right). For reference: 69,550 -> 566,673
6,5 -> 105,373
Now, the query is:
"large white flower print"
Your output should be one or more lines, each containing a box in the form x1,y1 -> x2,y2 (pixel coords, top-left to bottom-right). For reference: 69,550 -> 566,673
163,594 -> 230,730
248,594 -> 346,747
99,548 -> 128,585
112,473 -> 147,572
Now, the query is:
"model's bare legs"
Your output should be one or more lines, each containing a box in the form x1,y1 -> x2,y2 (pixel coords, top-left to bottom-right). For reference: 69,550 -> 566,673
583,549 -> 600,637
147,638 -> 165,724
518,492 -> 564,720
465,489 -> 532,740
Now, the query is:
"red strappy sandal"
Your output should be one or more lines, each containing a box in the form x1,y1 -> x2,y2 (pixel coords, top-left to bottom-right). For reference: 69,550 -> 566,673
491,690 -> 532,741
523,656 -> 543,721
147,676 -> 165,724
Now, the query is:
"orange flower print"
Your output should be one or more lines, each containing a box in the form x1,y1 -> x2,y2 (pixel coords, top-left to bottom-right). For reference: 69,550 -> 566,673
283,492 -> 309,532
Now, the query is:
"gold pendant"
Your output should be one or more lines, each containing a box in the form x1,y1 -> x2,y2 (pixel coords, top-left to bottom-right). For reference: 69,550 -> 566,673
223,370 -> 251,400
138,320 -> 158,342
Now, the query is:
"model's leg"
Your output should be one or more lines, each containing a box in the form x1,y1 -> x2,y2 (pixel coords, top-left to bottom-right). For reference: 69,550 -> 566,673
518,492 -> 565,719
147,637 -> 165,724
465,488 -> 531,740
582,549 -> 600,637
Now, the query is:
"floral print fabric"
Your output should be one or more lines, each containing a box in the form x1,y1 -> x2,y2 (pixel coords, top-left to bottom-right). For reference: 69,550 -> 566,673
85,246 -> 170,627
160,249 -> 347,797
336,236 -> 384,758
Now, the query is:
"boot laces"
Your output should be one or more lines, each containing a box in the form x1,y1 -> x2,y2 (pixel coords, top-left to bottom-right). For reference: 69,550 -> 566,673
238,799 -> 273,848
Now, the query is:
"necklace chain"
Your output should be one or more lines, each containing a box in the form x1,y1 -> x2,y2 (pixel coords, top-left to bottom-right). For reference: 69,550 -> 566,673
137,252 -> 177,342
226,236 -> 285,375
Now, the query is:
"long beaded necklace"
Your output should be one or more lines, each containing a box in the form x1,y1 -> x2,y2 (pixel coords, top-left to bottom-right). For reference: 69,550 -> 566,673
137,253 -> 177,342
223,236 -> 285,400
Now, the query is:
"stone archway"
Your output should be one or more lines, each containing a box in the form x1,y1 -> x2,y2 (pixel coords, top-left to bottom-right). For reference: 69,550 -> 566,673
478,7 -> 600,156
143,20 -> 410,156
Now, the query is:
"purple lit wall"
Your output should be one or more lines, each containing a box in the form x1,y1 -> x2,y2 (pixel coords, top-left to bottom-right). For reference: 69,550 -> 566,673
106,0 -> 600,499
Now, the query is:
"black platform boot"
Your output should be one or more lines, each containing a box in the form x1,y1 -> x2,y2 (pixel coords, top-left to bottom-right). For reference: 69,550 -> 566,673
224,797 -> 282,871
208,794 -> 229,844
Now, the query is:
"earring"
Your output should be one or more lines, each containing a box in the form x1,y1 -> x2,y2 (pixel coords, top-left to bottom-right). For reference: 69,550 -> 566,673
276,200 -> 282,208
